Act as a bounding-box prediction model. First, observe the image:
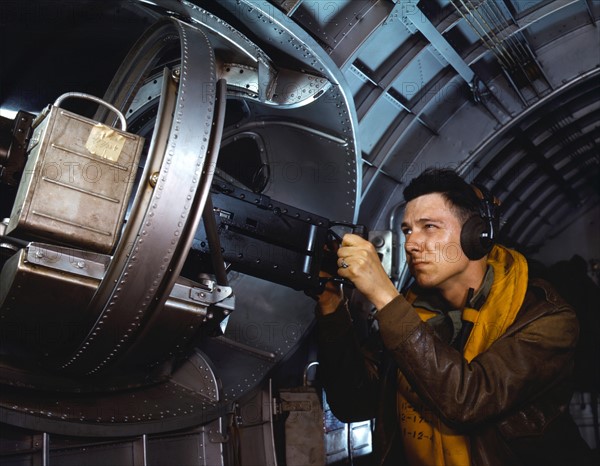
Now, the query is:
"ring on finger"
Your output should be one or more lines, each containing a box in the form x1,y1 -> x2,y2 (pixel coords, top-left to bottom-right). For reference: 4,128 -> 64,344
340,258 -> 349,268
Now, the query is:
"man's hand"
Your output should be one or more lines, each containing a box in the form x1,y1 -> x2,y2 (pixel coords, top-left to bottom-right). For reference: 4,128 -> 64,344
337,233 -> 399,311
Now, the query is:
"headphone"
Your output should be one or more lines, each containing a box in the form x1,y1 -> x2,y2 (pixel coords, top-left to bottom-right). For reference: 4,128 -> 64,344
460,184 -> 501,260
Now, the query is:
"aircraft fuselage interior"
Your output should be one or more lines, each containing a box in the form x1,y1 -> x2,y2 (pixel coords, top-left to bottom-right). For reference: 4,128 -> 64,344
0,1 -> 598,464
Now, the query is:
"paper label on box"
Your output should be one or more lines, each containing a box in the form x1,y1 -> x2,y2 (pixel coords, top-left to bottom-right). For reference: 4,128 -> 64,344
85,123 -> 125,162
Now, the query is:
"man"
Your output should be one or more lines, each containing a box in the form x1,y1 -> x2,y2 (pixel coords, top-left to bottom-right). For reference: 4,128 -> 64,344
317,168 -> 595,465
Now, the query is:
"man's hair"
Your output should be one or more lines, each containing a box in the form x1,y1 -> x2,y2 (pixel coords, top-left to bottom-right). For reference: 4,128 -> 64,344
403,168 -> 480,222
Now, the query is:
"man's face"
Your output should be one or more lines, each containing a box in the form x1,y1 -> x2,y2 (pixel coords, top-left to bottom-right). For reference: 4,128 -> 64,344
401,193 -> 471,290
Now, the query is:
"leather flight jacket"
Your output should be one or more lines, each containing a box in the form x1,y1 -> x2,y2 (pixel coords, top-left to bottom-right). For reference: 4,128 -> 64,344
318,279 -> 596,465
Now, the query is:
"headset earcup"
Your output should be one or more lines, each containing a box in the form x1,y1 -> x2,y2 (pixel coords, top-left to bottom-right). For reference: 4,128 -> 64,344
460,216 -> 492,260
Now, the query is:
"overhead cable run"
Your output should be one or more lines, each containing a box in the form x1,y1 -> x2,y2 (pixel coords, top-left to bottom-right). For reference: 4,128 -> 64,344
449,0 -> 552,103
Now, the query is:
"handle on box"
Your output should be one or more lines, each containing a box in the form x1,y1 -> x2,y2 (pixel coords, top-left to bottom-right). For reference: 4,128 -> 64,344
53,92 -> 128,132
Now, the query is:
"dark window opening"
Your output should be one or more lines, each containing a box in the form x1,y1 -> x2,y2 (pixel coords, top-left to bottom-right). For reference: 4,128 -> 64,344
217,136 -> 269,193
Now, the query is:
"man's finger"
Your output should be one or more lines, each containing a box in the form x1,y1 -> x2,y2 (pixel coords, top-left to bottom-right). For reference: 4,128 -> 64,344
341,233 -> 367,247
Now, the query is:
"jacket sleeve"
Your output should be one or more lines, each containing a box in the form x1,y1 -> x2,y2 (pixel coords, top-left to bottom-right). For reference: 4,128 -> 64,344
317,300 -> 382,422
376,288 -> 579,430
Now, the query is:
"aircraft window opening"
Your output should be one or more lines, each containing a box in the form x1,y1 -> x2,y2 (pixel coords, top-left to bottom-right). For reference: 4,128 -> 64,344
217,134 -> 269,193
224,99 -> 250,127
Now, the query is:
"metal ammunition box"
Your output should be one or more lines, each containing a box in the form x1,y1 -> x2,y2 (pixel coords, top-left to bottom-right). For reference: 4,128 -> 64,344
6,94 -> 144,253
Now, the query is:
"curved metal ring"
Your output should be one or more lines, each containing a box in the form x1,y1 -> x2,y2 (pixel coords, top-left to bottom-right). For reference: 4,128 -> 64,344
340,258 -> 349,268
56,17 -> 218,376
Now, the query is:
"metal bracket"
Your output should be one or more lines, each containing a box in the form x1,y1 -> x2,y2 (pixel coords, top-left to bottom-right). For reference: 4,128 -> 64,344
208,429 -> 230,443
25,242 -> 110,280
165,278 -> 235,319
216,59 -> 331,107
369,230 -> 397,280
189,279 -> 234,306
394,1 -> 418,34
395,0 -> 475,84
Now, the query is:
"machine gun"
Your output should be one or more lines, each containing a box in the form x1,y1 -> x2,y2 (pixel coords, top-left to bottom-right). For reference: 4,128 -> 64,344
185,179 -> 371,295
